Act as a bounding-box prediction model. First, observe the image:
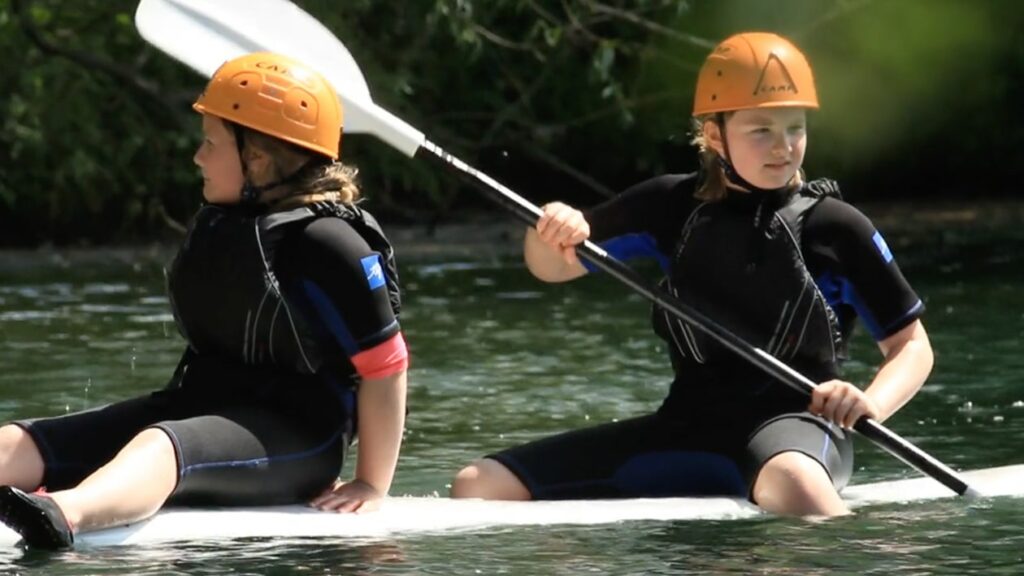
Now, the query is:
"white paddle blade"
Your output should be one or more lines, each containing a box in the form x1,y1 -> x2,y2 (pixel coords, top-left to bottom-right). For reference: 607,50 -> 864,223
136,0 -> 424,156
135,0 -> 369,99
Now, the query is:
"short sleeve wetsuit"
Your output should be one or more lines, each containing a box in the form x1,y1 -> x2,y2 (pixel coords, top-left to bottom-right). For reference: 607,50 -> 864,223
15,203 -> 407,505
489,174 -> 923,500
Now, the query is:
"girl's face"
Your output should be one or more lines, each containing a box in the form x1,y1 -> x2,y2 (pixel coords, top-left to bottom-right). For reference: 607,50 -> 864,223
706,107 -> 808,191
193,115 -> 244,204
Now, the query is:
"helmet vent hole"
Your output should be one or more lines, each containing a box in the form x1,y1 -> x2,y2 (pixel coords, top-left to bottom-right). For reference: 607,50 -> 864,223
711,94 -> 717,101
301,101 -> 308,108
716,70 -> 723,77
240,80 -> 249,87
232,103 -> 240,110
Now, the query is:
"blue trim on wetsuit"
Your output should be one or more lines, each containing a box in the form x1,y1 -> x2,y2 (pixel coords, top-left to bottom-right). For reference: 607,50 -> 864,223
820,422 -> 833,461
612,451 -> 746,497
177,426 -> 347,476
301,279 -> 358,355
302,278 -> 400,353
582,233 -> 670,273
871,231 -> 894,264
814,271 -> 923,341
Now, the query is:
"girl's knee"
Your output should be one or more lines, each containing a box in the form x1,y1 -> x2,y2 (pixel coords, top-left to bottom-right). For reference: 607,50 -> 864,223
0,425 -> 36,455
451,460 -> 489,498
752,451 -> 847,517
0,425 -> 45,489
122,427 -> 176,461
451,459 -> 530,501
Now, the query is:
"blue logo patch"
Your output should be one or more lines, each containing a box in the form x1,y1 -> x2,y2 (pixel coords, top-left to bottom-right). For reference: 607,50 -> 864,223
361,254 -> 386,290
872,231 -> 894,263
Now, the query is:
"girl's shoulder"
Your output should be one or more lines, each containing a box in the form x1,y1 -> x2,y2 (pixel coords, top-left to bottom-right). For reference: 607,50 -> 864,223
586,172 -> 700,245
612,172 -> 701,218
803,194 -> 888,257
622,172 -> 700,198
807,195 -> 874,232
279,211 -> 375,268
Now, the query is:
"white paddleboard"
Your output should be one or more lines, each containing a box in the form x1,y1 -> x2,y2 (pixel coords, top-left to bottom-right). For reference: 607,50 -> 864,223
1,464 -> 1020,547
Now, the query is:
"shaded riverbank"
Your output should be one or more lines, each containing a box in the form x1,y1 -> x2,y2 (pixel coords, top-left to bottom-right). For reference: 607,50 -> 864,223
2,199 -> 1023,272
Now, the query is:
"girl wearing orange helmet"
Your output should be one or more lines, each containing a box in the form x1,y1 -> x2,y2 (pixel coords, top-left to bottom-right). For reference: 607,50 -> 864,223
0,53 -> 408,548
453,33 -> 933,516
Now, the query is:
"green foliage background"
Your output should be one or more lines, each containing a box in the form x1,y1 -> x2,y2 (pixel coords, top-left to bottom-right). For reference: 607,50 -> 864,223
1,0 -> 1021,246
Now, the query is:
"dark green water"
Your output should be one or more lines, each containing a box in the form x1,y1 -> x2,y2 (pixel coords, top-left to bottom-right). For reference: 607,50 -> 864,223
0,226 -> 1022,574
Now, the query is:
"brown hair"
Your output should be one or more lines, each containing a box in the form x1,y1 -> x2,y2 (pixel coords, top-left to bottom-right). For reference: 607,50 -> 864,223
690,114 -> 730,203
689,113 -> 803,202
240,127 -> 361,207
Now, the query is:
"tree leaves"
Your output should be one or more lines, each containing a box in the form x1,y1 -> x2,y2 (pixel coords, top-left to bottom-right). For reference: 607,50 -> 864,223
2,0 -> 1022,246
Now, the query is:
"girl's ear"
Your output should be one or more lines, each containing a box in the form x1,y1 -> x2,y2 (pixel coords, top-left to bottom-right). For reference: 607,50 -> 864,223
241,144 -> 273,185
703,119 -> 726,157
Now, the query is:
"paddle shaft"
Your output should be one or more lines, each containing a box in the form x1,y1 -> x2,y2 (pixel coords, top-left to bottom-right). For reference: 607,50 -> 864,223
417,141 -> 974,497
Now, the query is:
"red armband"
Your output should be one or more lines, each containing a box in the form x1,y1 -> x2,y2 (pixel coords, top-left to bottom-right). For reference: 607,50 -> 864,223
350,332 -> 408,380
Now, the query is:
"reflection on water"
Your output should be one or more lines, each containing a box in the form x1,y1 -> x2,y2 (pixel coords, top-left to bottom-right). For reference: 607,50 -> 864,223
0,230 -> 1023,574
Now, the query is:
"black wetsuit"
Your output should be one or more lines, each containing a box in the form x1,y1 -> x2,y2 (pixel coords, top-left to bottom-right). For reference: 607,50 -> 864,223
15,201 -> 403,506
491,173 -> 924,500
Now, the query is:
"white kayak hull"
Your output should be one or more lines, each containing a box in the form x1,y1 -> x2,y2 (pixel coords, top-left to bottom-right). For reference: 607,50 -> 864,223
2,464 -> 1021,547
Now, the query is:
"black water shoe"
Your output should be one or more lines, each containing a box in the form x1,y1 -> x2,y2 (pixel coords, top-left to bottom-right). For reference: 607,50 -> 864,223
0,486 -> 74,549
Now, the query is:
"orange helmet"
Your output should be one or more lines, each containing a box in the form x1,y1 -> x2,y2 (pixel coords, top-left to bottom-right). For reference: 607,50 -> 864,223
693,32 -> 818,116
193,52 -> 342,159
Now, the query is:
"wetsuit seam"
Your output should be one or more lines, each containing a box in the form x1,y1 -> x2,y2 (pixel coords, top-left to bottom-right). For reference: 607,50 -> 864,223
151,424 -> 186,493
13,423 -> 58,479
881,299 -> 924,337
356,319 -> 400,347
254,219 -> 315,373
178,426 -> 345,476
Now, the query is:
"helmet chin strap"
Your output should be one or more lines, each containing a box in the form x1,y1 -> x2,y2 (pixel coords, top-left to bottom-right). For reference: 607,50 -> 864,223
715,112 -> 794,196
